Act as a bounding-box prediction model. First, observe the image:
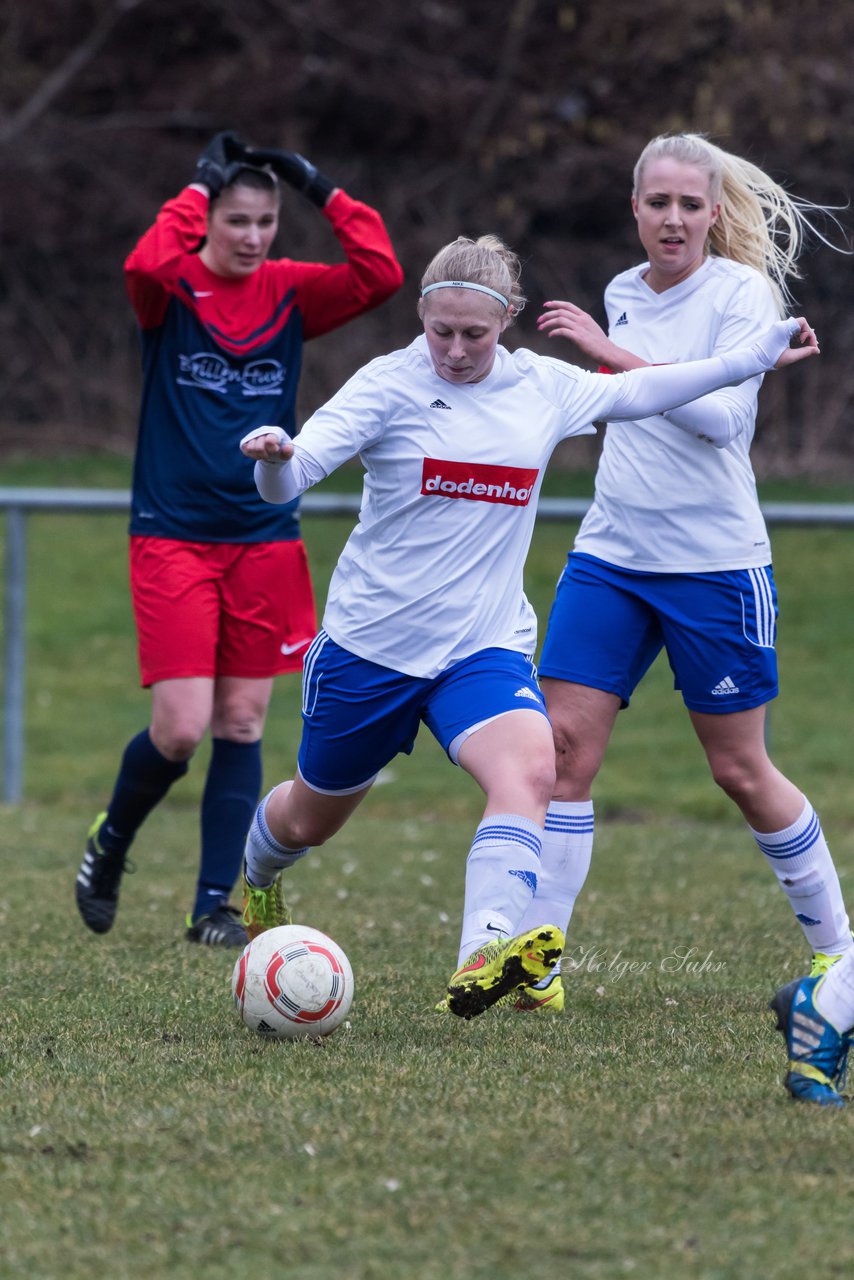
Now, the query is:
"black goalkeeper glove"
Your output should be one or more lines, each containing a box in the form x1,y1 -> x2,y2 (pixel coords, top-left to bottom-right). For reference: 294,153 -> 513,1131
245,147 -> 336,208
193,131 -> 250,196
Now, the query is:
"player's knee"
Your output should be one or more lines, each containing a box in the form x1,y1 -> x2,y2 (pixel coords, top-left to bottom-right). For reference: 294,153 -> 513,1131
528,753 -> 557,808
551,727 -> 600,793
212,699 -> 267,743
151,721 -> 204,761
282,814 -> 334,850
214,718 -> 265,744
707,754 -> 759,803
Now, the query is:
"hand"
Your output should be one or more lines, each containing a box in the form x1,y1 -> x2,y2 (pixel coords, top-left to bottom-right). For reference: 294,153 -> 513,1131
537,300 -> 624,367
769,316 -> 821,368
245,146 -> 335,208
193,131 -> 249,196
240,425 -> 294,464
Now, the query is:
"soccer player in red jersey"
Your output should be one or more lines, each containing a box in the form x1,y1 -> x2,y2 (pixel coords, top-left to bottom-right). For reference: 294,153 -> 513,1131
75,132 -> 403,946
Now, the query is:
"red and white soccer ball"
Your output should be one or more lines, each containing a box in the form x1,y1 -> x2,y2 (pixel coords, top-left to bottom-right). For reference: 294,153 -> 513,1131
232,925 -> 354,1040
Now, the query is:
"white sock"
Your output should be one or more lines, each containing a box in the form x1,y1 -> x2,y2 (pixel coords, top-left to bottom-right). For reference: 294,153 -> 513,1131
516,800 -> 594,979
815,947 -> 854,1034
244,788 -> 309,888
750,797 -> 852,955
457,813 -> 543,965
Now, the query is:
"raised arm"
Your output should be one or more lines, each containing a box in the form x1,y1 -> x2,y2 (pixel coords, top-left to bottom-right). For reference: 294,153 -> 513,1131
124,188 -> 210,328
285,191 -> 404,338
246,144 -> 403,337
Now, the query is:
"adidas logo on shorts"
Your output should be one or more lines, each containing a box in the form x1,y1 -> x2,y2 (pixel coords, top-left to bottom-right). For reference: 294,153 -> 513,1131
614,312 -> 628,327
711,676 -> 740,696
514,687 -> 540,702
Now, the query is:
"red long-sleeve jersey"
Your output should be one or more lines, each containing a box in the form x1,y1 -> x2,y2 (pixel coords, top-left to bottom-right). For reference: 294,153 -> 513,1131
124,187 -> 403,542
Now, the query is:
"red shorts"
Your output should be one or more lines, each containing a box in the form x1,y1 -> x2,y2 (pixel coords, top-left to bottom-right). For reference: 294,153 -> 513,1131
130,536 -> 317,686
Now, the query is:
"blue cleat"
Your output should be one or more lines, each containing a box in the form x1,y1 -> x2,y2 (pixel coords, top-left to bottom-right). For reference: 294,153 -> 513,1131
769,975 -> 850,1108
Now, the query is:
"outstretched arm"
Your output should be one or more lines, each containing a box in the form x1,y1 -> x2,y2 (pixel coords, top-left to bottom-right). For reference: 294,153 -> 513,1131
537,301 -> 819,371
604,317 -> 819,425
542,299 -> 820,445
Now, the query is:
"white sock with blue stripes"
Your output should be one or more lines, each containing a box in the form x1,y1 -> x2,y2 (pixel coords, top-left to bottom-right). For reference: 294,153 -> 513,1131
244,788 -> 310,888
517,800 -> 594,979
457,813 -> 543,965
751,796 -> 852,955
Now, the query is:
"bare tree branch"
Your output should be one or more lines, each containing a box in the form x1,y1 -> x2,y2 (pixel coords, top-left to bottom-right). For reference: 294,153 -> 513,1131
0,0 -> 145,145
461,0 -> 539,155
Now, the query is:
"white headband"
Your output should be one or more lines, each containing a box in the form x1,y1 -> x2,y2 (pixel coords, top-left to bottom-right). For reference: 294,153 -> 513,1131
421,280 -> 509,308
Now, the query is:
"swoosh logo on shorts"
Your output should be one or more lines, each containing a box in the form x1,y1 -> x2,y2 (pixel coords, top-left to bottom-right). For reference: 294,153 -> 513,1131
281,639 -> 311,656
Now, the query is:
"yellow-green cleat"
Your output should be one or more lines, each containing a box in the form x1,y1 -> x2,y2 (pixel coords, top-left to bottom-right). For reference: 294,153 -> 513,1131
241,865 -> 291,940
436,970 -> 565,1015
811,952 -> 839,978
512,972 -> 565,1013
446,925 -> 565,1020
810,944 -> 854,979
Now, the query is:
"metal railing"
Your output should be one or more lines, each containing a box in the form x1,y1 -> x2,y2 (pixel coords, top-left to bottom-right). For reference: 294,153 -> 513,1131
4,485 -> 854,804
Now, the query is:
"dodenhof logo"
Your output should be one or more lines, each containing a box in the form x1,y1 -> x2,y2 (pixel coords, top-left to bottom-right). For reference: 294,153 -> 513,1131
421,457 -> 538,506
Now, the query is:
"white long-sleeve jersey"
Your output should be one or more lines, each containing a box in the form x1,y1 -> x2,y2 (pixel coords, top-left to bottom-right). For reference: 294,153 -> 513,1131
574,256 -> 779,572
253,325 -> 792,677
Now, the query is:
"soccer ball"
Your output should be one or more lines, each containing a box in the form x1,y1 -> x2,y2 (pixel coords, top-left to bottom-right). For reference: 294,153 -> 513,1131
232,924 -> 354,1040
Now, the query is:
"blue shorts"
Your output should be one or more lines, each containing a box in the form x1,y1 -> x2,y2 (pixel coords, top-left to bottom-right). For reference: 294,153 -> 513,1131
538,553 -> 779,714
298,633 -> 548,793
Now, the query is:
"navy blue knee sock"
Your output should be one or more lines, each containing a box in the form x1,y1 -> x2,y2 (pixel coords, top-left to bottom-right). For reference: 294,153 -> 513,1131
192,737 -> 262,922
99,729 -> 189,855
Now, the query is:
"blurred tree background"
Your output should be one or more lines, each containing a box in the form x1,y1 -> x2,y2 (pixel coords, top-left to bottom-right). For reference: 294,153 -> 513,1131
1,0 -> 852,474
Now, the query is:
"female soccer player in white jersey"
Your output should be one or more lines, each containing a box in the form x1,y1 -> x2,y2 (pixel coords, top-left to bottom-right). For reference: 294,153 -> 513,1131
521,133 -> 852,1006
238,230 -> 818,1018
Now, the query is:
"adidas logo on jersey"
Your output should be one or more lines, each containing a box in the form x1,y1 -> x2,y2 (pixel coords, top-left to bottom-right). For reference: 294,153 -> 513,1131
514,687 -> 540,702
711,676 -> 740,696
614,312 -> 628,327
430,398 -> 452,410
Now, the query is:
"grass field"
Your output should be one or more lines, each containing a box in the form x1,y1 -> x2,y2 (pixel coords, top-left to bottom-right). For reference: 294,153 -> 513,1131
2,455 -> 854,1279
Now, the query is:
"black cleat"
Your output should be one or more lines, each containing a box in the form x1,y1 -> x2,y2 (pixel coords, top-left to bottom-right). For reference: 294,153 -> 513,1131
75,811 -> 132,934
186,904 -> 248,948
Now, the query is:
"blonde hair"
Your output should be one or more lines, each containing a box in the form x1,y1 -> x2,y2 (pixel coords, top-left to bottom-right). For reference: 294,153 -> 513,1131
633,132 -> 846,314
418,235 -> 526,322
